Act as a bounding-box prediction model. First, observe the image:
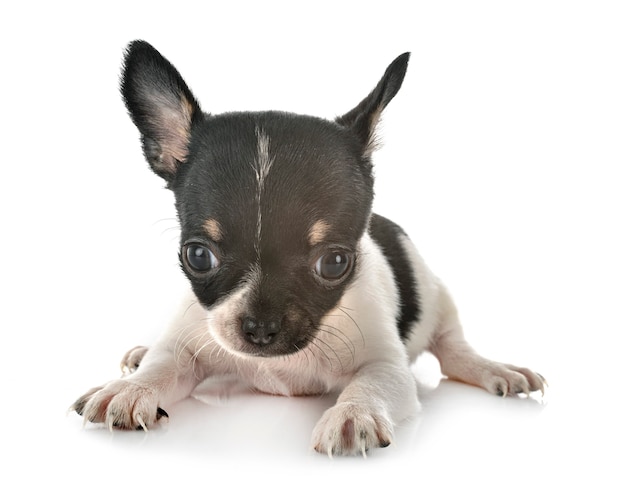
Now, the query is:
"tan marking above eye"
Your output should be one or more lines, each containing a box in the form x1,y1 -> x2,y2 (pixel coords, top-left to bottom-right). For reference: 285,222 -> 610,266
203,218 -> 223,242
308,220 -> 330,246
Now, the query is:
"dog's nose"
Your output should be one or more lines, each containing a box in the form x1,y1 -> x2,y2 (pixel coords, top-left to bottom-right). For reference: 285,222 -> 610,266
242,317 -> 280,346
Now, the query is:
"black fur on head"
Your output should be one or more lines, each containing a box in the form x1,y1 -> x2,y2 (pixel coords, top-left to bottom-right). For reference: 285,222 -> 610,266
121,41 -> 409,356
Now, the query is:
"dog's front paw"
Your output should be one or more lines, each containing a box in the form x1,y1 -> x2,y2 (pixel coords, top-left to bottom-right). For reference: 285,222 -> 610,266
70,379 -> 168,431
311,402 -> 393,457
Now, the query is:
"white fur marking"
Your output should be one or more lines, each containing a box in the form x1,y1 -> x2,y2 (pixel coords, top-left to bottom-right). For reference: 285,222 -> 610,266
252,127 -> 274,257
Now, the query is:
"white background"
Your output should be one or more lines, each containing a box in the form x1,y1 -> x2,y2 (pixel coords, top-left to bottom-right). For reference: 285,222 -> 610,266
2,1 -> 624,492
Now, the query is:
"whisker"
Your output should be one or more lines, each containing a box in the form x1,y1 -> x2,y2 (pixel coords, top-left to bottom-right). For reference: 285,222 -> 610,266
307,345 -> 321,374
208,341 -> 219,361
307,335 -> 345,373
300,344 -> 319,375
291,341 -> 321,375
150,218 -> 181,242
152,217 -> 179,228
172,314 -> 214,372
190,335 -> 214,380
173,316 -> 210,359
173,320 -> 200,354
316,336 -> 345,373
337,306 -> 365,347
336,305 -> 355,312
304,337 -> 334,371
318,325 -> 356,366
182,299 -> 200,318
319,323 -> 356,353
175,332 -> 201,361
291,342 -> 305,362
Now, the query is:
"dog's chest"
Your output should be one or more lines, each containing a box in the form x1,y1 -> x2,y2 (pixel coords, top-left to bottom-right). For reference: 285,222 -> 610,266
238,357 -> 350,397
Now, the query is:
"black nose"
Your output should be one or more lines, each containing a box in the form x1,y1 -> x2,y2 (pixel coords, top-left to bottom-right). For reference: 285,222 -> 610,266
242,317 -> 280,346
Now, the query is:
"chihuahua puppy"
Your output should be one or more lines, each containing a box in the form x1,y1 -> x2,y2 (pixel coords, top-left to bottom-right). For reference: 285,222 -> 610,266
72,40 -> 545,456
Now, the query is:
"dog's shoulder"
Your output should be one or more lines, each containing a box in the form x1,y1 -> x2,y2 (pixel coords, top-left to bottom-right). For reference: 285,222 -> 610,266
367,213 -> 421,340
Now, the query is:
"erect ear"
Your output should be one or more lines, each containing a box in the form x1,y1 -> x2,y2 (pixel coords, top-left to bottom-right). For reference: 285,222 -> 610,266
336,52 -> 410,157
120,40 -> 202,183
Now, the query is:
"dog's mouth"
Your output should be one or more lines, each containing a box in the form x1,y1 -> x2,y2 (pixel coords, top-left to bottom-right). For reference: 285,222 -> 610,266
239,334 -> 314,358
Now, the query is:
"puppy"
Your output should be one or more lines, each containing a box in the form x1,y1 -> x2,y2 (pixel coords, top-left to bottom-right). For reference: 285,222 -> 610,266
72,41 -> 545,456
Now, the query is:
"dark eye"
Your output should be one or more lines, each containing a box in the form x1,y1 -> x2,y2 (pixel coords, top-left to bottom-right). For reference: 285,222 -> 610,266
184,243 -> 219,273
314,251 -> 353,281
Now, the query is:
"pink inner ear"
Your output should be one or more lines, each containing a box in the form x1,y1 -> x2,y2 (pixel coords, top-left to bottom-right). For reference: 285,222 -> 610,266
152,90 -> 195,175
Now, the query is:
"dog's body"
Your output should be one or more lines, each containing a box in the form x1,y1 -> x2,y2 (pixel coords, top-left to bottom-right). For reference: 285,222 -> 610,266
72,41 -> 545,456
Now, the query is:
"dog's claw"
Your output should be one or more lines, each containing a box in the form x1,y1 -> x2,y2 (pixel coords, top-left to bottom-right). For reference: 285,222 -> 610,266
536,373 -> 548,395
136,414 -> 148,432
495,383 -> 506,397
156,407 -> 169,420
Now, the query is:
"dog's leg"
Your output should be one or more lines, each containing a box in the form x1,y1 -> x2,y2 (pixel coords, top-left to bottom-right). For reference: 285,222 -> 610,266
72,346 -> 201,430
311,360 -> 419,457
429,286 -> 546,396
71,293 -> 213,430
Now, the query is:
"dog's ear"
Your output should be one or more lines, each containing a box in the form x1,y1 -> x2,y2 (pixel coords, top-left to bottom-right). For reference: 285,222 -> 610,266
336,52 -> 410,157
121,40 -> 202,183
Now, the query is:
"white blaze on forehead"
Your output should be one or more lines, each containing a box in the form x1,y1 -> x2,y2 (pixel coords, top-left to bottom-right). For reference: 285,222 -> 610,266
252,127 -> 274,257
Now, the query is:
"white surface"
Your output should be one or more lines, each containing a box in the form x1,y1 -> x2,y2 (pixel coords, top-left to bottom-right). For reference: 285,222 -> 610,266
2,1 -> 625,492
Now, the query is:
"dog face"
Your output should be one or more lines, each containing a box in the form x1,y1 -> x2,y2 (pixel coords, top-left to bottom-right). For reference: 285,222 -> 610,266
174,114 -> 373,357
121,41 -> 409,357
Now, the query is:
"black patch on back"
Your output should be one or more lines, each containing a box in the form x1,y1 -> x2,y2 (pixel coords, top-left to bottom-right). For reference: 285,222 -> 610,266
368,213 -> 421,340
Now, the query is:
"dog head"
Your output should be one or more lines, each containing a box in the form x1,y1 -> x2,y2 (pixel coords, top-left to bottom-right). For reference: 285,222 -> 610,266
121,41 -> 409,357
